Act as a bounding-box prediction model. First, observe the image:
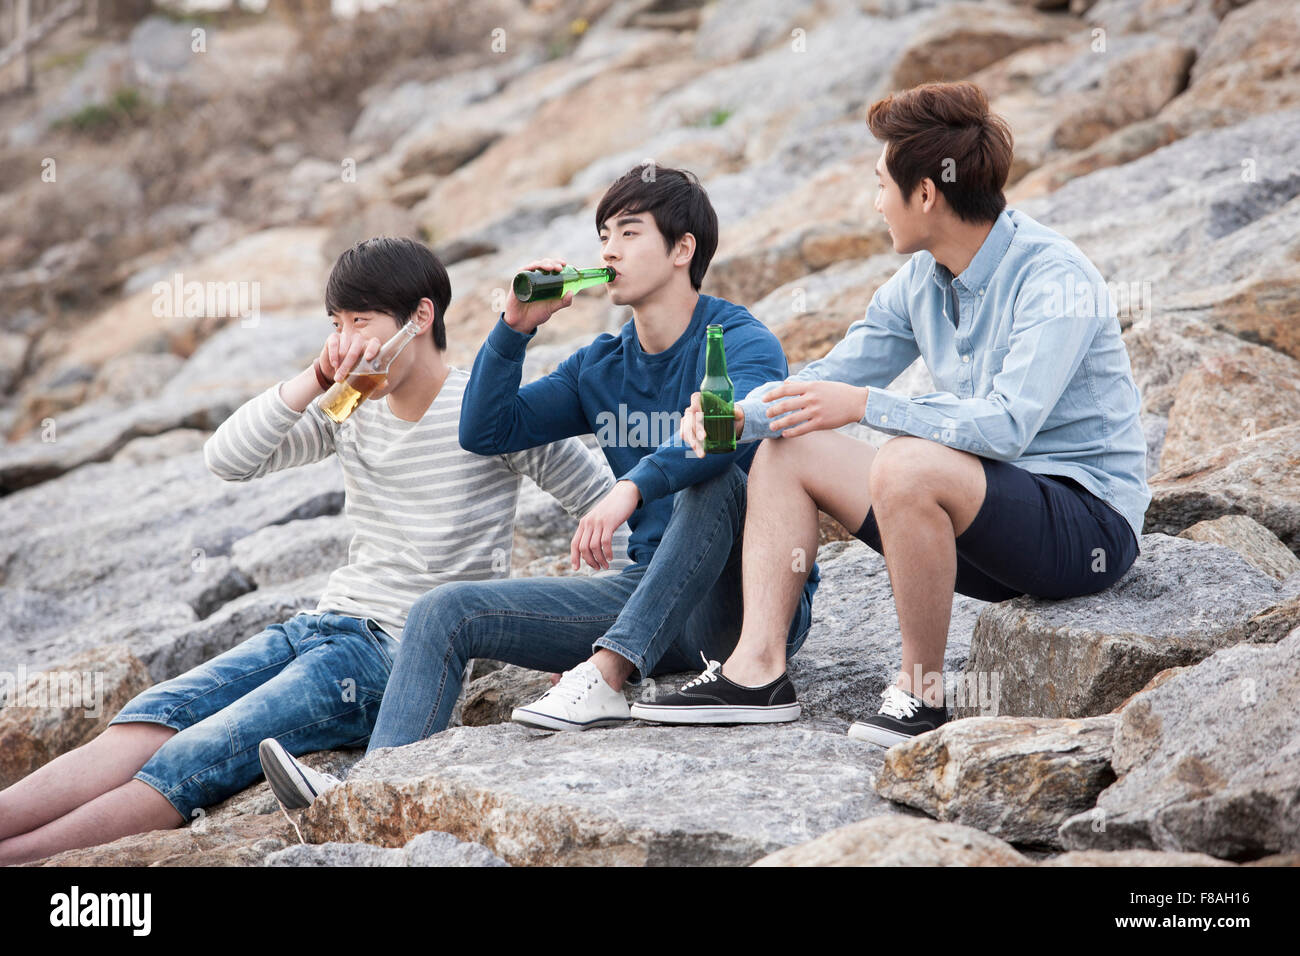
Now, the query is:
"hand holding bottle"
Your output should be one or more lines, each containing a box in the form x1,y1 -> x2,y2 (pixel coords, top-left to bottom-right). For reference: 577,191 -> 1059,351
503,258 -> 575,335
320,328 -> 381,384
683,391 -> 744,458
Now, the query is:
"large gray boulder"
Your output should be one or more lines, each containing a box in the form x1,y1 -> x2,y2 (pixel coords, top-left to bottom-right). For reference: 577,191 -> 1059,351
1058,625 -> 1300,860
957,534 -> 1300,719
299,722 -> 910,866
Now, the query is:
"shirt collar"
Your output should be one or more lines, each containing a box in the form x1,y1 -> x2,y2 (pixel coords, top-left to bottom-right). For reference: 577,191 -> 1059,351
925,210 -> 1016,295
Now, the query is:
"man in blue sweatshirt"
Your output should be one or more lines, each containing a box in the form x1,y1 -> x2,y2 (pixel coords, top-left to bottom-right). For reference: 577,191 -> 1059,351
360,164 -> 821,741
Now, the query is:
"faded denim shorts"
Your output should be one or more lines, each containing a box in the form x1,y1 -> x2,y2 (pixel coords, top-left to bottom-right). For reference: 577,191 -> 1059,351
108,611 -> 398,821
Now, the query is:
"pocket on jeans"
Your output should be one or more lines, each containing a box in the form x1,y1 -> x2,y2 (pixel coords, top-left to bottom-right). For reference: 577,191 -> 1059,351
360,618 -> 396,668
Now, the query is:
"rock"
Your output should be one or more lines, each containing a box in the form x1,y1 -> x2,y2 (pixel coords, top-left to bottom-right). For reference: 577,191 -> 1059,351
693,0 -> 821,64
1041,849 -> 1234,866
265,829 -> 508,867
889,2 -> 1071,90
1016,110 -> 1300,343
752,815 -> 1032,866
31,227 -> 328,378
1160,341 -> 1300,469
351,65 -> 509,150
957,534 -> 1296,719
300,723 -> 907,865
1058,626 -> 1300,860
397,124 -> 502,180
0,645 -> 153,789
137,574 -> 331,684
1147,422 -> 1300,553
1047,38 -> 1193,152
1122,315 -> 1253,416
459,665 -> 555,727
231,515 -> 354,588
0,448 -> 342,676
875,716 -> 1120,848
416,55 -> 704,245
0,389 -> 251,492
1178,515 -> 1300,582
1158,0 -> 1300,137
264,842 -> 405,867
26,815 -> 299,867
402,829 -> 509,867
791,540 -> 989,726
111,429 -> 212,465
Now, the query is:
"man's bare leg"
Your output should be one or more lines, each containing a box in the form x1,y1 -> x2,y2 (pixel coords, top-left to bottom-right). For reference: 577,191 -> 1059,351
0,723 -> 176,844
868,436 -> 986,706
0,779 -> 184,865
723,431 -> 880,686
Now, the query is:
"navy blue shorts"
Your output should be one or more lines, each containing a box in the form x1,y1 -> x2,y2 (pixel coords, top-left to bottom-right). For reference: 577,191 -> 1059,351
853,457 -> 1139,602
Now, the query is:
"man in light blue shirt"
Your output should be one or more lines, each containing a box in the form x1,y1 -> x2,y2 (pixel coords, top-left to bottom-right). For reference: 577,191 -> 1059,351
634,81 -> 1150,744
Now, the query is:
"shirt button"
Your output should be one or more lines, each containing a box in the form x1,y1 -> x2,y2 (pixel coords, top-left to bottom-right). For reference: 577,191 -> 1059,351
931,432 -> 938,438
880,415 -> 888,423
962,354 -> 970,363
979,289 -> 985,295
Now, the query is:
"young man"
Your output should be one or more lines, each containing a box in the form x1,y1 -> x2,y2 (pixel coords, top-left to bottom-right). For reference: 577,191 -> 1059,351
260,165 -> 820,805
672,81 -> 1150,745
0,238 -> 619,864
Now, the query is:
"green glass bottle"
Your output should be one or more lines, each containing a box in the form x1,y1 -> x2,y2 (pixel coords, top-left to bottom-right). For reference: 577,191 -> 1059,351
512,265 -> 615,302
700,324 -> 735,454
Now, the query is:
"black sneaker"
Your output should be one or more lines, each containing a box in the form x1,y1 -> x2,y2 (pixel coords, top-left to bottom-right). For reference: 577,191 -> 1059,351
629,658 -> 801,724
847,685 -> 948,747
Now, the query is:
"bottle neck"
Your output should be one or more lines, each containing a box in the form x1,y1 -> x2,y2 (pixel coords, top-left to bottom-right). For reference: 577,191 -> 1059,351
371,320 -> 419,372
704,333 -> 728,378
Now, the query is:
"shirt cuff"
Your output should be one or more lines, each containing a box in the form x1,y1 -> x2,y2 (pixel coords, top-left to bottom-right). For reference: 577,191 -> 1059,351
861,386 -> 915,436
486,312 -> 536,362
619,458 -> 671,508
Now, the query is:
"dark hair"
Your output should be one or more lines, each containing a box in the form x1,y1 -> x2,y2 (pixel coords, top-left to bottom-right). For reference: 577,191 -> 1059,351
324,236 -> 450,350
595,164 -> 719,290
866,81 -> 1013,224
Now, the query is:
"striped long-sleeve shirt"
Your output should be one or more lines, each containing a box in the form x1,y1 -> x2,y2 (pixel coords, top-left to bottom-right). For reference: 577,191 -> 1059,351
202,367 -> 627,638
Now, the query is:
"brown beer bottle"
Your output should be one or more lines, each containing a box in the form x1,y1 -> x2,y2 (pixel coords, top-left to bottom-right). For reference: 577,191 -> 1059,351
318,319 -> 419,423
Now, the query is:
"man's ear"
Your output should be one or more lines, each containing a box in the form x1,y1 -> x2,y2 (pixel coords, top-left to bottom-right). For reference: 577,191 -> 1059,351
674,232 -> 696,269
918,177 -> 940,214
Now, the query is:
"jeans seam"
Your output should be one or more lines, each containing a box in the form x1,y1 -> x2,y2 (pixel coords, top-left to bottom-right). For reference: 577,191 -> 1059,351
603,482 -> 740,680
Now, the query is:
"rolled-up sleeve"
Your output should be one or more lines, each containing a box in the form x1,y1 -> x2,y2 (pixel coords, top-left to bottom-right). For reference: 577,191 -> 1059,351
736,264 -> 920,443
861,260 -> 1101,460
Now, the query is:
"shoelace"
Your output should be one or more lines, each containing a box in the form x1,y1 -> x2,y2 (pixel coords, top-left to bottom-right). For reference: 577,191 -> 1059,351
680,653 -> 723,690
878,684 -> 921,719
547,665 -> 601,706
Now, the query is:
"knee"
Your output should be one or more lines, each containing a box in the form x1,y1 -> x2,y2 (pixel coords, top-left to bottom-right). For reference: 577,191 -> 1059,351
868,436 -> 941,508
406,581 -> 484,643
673,463 -> 745,515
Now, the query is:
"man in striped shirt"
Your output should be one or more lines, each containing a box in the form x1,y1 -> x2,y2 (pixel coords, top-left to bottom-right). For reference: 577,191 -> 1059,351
0,238 -> 623,864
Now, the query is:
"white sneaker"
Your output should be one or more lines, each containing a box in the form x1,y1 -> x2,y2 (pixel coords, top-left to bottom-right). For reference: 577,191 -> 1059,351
258,738 -> 341,810
511,660 -> 631,731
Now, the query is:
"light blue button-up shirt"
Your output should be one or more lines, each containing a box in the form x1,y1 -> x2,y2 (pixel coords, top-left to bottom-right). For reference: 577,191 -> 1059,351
736,208 -> 1150,544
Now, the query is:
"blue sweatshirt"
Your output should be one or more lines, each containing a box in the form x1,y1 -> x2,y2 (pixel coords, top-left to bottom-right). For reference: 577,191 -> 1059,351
461,294 -> 819,587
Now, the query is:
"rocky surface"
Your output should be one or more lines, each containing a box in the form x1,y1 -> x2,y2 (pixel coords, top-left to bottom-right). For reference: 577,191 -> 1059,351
1058,626 -> 1300,860
875,715 -> 1120,848
299,723 -> 905,866
957,533 -> 1300,719
1,0 -> 1296,867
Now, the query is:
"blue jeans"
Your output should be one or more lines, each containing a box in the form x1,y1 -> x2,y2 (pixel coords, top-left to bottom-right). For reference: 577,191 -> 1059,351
108,611 -> 398,820
368,464 -> 820,750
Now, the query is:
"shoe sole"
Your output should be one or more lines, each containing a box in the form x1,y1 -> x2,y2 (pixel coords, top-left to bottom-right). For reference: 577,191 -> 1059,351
510,709 -> 632,732
258,738 -> 318,810
628,702 -> 801,724
846,722 -> 920,748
